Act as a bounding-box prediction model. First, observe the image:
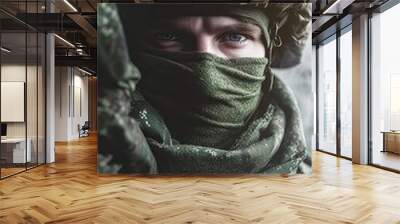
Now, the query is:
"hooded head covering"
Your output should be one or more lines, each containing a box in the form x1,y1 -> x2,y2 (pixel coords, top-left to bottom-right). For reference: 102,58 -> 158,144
118,3 -> 311,68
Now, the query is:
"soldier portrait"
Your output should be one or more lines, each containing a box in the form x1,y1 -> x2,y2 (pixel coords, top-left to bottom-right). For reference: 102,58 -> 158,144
98,3 -> 312,175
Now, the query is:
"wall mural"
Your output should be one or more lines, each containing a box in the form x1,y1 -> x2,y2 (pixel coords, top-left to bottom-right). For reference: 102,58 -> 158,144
97,3 -> 313,175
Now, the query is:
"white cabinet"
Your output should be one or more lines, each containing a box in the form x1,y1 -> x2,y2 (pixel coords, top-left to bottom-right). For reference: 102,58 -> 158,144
1,138 -> 32,163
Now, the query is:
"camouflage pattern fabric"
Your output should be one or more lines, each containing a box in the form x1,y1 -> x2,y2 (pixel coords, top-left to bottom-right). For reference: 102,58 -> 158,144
98,3 -> 157,174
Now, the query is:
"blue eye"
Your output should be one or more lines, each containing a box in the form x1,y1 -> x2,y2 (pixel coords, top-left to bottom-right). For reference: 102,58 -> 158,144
223,33 -> 247,42
155,32 -> 178,41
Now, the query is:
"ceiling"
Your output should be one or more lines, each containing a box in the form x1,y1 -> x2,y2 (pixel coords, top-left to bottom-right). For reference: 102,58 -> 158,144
0,0 -> 394,74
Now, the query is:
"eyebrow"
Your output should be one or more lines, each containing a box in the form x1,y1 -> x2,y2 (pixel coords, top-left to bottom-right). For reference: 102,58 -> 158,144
217,23 -> 262,34
148,19 -> 262,35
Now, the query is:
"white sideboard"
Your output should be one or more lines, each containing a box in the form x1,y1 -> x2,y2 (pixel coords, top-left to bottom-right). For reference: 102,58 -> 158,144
1,138 -> 32,163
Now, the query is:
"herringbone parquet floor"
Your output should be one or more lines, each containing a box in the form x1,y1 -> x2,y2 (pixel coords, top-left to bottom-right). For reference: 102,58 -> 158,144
1,135 -> 400,224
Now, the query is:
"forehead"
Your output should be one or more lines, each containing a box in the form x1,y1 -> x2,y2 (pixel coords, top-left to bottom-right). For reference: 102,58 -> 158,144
147,16 -> 262,33
119,4 -> 268,29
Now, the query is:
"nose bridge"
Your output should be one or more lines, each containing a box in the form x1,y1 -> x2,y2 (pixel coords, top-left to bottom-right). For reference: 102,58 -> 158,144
195,35 -> 213,54
186,16 -> 217,55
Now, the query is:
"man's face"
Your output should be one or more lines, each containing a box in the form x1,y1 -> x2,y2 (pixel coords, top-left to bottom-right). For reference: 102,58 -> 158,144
140,16 -> 266,59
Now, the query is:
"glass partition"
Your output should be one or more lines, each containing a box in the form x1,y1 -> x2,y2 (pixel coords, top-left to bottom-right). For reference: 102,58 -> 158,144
1,30 -> 28,177
0,1 -> 46,179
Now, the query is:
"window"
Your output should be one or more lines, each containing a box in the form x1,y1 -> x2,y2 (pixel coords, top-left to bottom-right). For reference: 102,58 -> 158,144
317,36 -> 337,154
339,28 -> 352,158
370,3 -> 400,171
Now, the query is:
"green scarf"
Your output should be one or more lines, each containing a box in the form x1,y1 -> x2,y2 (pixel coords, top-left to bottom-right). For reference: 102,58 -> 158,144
130,50 -> 309,174
131,76 -> 309,174
133,50 -> 267,149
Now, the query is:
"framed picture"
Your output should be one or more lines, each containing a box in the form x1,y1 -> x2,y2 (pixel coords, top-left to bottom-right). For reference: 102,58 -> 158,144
98,3 -> 312,175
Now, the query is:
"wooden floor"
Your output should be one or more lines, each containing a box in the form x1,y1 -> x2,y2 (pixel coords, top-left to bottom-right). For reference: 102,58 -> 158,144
1,163 -> 44,178
372,150 -> 400,171
1,135 -> 400,224
1,167 -> 26,178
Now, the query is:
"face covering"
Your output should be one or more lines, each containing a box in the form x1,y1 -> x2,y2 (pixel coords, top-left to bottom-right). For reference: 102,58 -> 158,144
132,50 -> 268,149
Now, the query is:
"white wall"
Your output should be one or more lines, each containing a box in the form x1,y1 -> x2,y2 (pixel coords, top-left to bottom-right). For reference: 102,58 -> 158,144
1,65 -> 39,137
55,67 -> 89,141
72,73 -> 89,138
55,67 -> 69,141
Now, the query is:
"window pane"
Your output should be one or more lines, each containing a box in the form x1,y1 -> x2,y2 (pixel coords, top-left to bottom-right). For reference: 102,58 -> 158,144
371,4 -> 400,171
318,37 -> 337,154
340,29 -> 352,158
